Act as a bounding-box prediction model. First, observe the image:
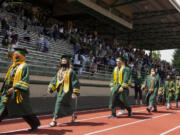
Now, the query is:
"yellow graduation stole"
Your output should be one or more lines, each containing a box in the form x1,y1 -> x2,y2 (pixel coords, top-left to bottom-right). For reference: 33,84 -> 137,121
176,81 -> 179,94
150,76 -> 155,91
169,81 -> 174,97
113,66 -> 125,85
56,69 -> 71,93
4,62 -> 27,104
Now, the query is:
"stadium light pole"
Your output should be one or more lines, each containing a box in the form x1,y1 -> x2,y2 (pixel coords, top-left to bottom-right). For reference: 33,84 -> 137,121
169,0 -> 180,12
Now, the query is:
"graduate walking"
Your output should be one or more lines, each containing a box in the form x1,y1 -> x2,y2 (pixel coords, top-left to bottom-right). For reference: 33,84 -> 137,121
0,47 -> 40,132
109,57 -> 132,118
48,55 -> 80,127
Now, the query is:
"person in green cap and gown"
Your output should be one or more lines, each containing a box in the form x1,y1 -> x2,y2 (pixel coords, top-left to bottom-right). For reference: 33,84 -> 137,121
174,75 -> 180,108
157,82 -> 165,105
0,47 -> 40,132
142,68 -> 161,113
164,75 -> 175,109
108,56 -> 132,118
48,55 -> 80,127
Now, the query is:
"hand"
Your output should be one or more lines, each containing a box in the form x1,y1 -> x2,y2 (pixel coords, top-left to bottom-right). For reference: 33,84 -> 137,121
119,87 -> 123,92
149,90 -> 153,94
72,93 -> 77,99
141,85 -> 145,91
47,89 -> 51,95
7,87 -> 14,95
110,87 -> 113,92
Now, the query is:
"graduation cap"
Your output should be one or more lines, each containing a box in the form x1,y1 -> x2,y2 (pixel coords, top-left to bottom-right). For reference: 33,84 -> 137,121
116,56 -> 127,62
14,47 -> 28,56
61,55 -> 72,61
166,75 -> 170,79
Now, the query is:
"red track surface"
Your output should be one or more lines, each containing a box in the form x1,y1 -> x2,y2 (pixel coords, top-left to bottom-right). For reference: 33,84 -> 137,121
0,104 -> 180,135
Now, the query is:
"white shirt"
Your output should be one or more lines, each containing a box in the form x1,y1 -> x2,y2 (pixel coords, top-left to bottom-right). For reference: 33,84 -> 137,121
38,36 -> 44,44
8,44 -> 16,52
74,54 -> 81,65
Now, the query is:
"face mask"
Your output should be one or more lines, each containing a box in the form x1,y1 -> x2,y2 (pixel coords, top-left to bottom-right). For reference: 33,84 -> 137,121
13,55 -> 20,62
151,71 -> 155,76
61,63 -> 68,67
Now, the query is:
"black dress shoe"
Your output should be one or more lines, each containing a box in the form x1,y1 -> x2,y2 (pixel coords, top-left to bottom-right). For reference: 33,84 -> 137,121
28,127 -> 38,132
28,122 -> 40,132
128,108 -> 132,117
152,109 -> 157,112
146,108 -> 151,113
108,115 -> 117,119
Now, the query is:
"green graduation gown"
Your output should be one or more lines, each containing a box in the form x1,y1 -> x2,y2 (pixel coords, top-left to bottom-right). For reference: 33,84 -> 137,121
0,63 -> 34,118
174,81 -> 180,102
48,68 -> 80,119
143,74 -> 161,106
109,65 -> 131,109
164,80 -> 175,103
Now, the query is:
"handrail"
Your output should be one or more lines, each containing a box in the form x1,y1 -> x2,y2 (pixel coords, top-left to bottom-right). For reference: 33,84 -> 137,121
0,77 -> 109,87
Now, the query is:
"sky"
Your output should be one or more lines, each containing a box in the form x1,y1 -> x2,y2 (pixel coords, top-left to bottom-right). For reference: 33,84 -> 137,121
145,49 -> 175,64
159,49 -> 175,64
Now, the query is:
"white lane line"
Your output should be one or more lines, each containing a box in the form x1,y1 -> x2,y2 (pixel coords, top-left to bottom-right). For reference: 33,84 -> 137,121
0,105 -> 173,134
160,125 -> 180,135
2,108 -> 109,122
0,107 -> 149,134
84,111 -> 180,135
2,104 -> 145,122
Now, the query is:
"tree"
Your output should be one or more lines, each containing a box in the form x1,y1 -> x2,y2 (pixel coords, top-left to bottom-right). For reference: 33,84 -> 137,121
152,51 -> 161,61
173,49 -> 180,71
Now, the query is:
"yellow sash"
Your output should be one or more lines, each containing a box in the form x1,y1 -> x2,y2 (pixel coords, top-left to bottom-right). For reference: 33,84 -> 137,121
176,81 -> 179,94
56,69 -> 71,93
4,62 -> 27,104
113,66 -> 125,85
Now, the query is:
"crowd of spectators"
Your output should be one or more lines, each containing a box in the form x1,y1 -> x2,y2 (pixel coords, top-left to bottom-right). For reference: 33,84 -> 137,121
0,2 -> 178,82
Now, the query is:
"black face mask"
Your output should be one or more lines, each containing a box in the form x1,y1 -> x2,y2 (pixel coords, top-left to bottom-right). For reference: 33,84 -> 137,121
61,63 -> 68,67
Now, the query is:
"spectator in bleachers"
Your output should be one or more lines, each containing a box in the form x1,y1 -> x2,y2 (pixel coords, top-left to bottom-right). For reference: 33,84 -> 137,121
36,34 -> 44,51
2,34 -> 8,48
43,37 -> 50,53
79,52 -> 87,74
109,56 -> 116,67
53,26 -> 58,41
23,31 -> 31,42
1,17 -> 9,35
11,15 -> 17,27
23,18 -> 28,30
74,42 -> 81,54
7,40 -> 16,61
74,51 -> 82,74
59,25 -> 64,40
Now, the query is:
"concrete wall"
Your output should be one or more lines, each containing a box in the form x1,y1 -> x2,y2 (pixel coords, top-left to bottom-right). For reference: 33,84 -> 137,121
0,81 -> 146,115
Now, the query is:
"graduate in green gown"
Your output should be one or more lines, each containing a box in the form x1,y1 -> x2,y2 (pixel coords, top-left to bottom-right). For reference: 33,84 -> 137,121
157,83 -> 165,105
174,75 -> 180,108
142,68 -> 161,113
0,47 -> 40,132
164,75 -> 175,109
48,55 -> 80,127
108,57 -> 132,118
117,62 -> 132,115
134,70 -> 143,105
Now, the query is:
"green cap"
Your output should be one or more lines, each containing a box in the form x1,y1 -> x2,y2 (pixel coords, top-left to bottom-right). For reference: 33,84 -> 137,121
14,47 -> 28,56
116,56 -> 127,62
61,55 -> 72,61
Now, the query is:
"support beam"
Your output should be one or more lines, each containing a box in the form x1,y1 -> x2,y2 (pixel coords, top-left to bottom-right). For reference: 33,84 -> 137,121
117,30 -> 180,35
69,0 -> 133,29
133,9 -> 178,20
111,0 -> 144,7
134,22 -> 180,31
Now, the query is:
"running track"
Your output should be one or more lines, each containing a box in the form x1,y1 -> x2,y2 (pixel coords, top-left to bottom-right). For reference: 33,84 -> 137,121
0,103 -> 180,135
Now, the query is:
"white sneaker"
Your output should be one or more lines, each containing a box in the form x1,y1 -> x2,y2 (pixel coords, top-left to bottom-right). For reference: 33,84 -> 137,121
118,109 -> 125,115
